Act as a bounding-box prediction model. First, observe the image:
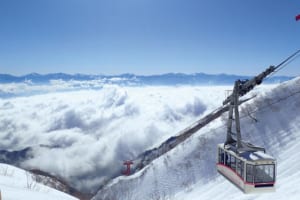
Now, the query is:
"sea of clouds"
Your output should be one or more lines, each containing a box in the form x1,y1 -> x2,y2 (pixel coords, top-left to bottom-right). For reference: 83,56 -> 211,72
1,80 -> 273,193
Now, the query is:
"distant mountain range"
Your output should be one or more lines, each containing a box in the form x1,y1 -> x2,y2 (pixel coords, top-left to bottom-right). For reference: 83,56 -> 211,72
0,73 -> 294,85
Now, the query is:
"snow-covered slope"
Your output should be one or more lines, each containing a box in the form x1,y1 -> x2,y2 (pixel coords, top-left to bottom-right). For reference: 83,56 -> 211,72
0,163 -> 78,200
92,77 -> 300,200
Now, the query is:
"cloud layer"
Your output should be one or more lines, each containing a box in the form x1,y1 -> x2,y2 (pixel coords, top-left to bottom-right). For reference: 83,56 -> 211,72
0,82 -> 235,193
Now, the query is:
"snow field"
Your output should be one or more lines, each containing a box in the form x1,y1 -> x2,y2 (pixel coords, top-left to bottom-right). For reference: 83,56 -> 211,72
0,163 -> 78,200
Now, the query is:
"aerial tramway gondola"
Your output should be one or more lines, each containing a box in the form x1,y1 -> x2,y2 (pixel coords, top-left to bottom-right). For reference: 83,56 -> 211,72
217,50 -> 300,193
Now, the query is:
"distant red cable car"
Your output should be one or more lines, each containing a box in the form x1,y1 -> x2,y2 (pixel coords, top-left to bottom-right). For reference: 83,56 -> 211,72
296,14 -> 300,21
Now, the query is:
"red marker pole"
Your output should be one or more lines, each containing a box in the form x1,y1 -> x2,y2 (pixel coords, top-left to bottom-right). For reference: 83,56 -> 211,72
296,14 -> 300,21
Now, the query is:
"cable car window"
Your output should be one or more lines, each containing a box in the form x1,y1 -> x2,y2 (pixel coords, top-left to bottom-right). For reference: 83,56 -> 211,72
254,164 -> 275,183
241,161 -> 244,179
236,159 -> 243,177
225,152 -> 230,167
218,148 -> 224,164
246,164 -> 253,183
230,155 -> 236,170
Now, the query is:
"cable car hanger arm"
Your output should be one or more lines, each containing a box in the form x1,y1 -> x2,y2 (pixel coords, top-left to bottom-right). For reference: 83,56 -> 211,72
223,49 -> 300,106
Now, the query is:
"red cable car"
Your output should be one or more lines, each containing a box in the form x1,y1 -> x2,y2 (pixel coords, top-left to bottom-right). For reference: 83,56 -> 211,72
216,65 -> 280,193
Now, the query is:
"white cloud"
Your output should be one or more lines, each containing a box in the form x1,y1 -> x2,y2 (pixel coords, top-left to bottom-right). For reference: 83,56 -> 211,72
0,83 -> 234,193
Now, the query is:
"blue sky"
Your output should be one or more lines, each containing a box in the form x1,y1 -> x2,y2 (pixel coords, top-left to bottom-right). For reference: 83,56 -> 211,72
0,0 -> 299,76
